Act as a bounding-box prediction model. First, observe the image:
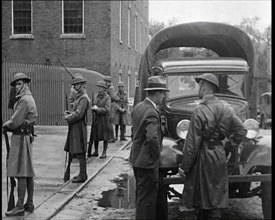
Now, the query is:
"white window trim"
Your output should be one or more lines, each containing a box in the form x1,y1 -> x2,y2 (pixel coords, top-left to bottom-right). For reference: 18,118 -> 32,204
127,70 -> 131,109
119,1 -> 122,44
127,4 -> 131,48
140,20 -> 142,53
60,0 -> 86,39
134,13 -> 137,51
10,0 -> 34,39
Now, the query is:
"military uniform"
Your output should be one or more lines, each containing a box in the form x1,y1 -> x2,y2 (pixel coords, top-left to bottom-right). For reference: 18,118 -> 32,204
3,73 -> 38,216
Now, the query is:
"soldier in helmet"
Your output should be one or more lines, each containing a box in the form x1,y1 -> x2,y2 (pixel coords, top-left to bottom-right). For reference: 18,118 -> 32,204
113,81 -> 128,141
89,80 -> 111,158
179,73 -> 247,220
3,73 -> 38,216
64,74 -> 90,183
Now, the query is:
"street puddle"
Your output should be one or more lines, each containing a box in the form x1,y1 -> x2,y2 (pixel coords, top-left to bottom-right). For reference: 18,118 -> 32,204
98,173 -> 136,209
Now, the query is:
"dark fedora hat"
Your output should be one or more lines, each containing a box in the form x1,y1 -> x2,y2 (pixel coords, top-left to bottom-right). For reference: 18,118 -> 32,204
144,76 -> 169,91
10,72 -> 31,86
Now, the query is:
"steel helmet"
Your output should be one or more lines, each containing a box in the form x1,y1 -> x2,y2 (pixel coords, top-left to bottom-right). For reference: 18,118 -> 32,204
103,76 -> 112,82
195,73 -> 219,91
10,73 -> 31,86
97,80 -> 107,89
118,81 -> 125,87
71,74 -> 87,85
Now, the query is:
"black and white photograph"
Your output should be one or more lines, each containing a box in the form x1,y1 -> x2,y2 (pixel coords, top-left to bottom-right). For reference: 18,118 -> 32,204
2,0 -> 271,219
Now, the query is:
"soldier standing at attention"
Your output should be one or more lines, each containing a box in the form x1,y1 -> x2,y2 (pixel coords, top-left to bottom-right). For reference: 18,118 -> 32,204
103,76 -> 117,143
114,81 -> 128,141
130,76 -> 169,220
64,74 -> 90,183
90,81 -> 111,158
3,73 -> 38,216
179,73 -> 247,220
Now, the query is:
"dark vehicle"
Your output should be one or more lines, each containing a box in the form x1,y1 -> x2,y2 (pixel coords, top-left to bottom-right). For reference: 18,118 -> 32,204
133,22 -> 271,219
258,92 -> 272,129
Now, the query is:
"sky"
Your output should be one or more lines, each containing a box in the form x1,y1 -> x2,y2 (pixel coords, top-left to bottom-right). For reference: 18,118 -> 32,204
149,0 -> 271,32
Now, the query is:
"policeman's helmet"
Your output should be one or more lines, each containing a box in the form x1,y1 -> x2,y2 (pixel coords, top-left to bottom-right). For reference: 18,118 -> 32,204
10,73 -> 31,86
71,74 -> 87,85
195,73 -> 220,92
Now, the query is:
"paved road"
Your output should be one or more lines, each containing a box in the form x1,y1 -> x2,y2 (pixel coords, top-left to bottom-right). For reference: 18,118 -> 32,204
1,125 -> 132,219
2,127 -> 271,219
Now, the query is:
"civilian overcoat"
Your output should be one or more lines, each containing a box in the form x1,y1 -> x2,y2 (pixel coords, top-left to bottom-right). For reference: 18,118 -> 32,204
130,99 -> 163,169
113,90 -> 129,125
91,92 -> 111,141
5,86 -> 38,177
64,90 -> 90,154
180,95 -> 246,209
106,84 -> 118,124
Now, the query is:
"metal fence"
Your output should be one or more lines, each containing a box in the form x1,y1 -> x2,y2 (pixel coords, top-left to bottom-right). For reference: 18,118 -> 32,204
2,62 -> 104,125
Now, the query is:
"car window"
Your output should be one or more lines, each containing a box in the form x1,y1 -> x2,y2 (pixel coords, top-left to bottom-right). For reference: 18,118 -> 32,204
166,72 -> 246,100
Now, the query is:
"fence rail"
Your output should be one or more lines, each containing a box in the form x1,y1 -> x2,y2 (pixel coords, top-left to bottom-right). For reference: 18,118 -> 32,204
2,62 -> 104,125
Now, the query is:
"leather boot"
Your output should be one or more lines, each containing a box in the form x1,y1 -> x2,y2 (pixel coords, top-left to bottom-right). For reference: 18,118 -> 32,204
6,178 -> 26,216
100,141 -> 108,159
120,125 -> 127,141
91,141 -> 99,157
115,125 -> 119,140
72,155 -> 87,183
24,177 -> 34,212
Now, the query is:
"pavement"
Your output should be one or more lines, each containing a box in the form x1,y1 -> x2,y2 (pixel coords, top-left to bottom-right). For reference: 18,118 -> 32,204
1,125 -> 132,219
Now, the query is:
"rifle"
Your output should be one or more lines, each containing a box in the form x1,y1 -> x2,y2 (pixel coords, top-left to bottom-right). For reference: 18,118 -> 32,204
3,129 -> 16,211
58,57 -> 75,182
57,57 -> 75,79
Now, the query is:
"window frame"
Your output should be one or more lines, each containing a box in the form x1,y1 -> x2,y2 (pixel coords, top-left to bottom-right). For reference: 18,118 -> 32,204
60,0 -> 86,39
10,0 -> 34,39
127,4 -> 131,48
119,1 -> 122,44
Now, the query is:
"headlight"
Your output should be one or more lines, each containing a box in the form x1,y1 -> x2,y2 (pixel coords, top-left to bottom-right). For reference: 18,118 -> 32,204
176,119 -> 190,139
243,118 -> 259,139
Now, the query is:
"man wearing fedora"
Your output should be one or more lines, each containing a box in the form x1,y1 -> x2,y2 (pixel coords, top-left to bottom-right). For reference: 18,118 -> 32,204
3,73 -> 38,216
130,75 -> 169,220
179,73 -> 246,220
89,80 -> 111,158
103,76 -> 117,143
64,74 -> 90,183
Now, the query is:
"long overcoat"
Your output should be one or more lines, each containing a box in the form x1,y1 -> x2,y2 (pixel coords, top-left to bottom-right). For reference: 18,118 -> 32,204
113,90 -> 129,125
5,86 -> 38,177
91,92 -> 111,141
64,90 -> 90,154
107,84 -> 118,124
180,95 -> 246,209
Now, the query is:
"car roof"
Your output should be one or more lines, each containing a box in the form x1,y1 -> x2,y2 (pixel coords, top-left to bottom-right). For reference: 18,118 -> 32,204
157,57 -> 249,73
260,92 -> 272,97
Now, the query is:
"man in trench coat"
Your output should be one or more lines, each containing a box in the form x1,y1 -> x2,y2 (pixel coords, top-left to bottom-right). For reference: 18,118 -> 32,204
179,73 -> 247,220
3,73 -> 38,216
130,75 -> 169,220
113,81 -> 129,141
64,74 -> 90,183
89,80 -> 111,158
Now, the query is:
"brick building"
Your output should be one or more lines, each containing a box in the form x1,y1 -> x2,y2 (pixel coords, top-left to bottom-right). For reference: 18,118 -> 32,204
2,0 -> 149,101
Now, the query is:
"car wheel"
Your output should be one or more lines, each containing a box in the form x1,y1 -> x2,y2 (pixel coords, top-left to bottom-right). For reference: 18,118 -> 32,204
261,181 -> 271,219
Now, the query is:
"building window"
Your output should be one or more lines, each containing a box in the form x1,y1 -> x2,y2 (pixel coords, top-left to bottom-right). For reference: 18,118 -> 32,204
12,0 -> 32,35
127,5 -> 131,47
134,14 -> 137,51
63,0 -> 84,34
